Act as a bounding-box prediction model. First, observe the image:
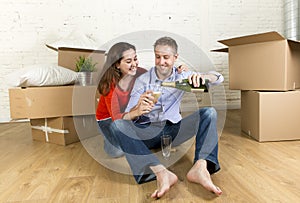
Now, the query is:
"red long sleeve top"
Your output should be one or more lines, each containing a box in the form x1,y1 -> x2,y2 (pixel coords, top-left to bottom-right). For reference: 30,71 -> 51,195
96,67 -> 147,121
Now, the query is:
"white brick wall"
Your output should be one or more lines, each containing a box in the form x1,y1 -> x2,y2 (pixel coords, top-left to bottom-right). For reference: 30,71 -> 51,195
0,0 -> 284,122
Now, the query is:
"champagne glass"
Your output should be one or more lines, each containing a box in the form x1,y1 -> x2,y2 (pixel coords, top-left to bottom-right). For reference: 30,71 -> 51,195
151,85 -> 162,104
161,134 -> 172,159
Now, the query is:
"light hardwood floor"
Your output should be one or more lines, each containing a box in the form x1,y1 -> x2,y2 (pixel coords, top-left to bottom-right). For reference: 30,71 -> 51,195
0,109 -> 299,202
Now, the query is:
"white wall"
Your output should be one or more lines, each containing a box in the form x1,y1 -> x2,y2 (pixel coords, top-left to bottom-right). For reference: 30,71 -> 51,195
0,0 -> 284,122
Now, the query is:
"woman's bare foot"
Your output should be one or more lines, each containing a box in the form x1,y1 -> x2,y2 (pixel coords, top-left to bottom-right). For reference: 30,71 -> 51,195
186,159 -> 222,196
150,165 -> 178,199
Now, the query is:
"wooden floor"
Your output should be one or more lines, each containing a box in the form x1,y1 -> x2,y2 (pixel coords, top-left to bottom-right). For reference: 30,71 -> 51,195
0,109 -> 300,202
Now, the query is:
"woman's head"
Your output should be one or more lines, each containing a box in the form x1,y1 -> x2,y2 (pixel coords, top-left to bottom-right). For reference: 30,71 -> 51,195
98,42 -> 138,95
108,42 -> 138,77
106,42 -> 137,72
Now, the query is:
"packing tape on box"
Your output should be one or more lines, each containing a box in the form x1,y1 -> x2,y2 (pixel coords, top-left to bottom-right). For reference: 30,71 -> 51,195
31,118 -> 69,142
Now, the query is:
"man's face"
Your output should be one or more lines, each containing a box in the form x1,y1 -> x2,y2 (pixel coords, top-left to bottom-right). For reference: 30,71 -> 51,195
154,45 -> 178,79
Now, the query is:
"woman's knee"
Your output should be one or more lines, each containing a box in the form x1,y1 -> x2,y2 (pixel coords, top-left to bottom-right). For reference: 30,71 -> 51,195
111,119 -> 123,130
111,119 -> 130,136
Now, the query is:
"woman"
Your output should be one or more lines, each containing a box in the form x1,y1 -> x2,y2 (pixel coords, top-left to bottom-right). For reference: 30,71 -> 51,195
96,42 -> 147,158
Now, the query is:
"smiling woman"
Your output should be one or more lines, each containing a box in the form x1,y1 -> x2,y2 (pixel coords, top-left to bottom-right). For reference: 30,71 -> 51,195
97,42 -> 147,121
96,42 -> 147,158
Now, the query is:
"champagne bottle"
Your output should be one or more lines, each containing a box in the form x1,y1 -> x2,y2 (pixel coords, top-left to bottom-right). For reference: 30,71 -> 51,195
161,78 -> 208,92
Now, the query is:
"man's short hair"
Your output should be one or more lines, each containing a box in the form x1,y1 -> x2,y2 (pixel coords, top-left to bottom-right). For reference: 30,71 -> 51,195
154,36 -> 178,54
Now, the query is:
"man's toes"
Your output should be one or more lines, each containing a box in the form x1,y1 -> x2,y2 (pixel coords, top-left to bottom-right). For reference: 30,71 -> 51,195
151,190 -> 158,198
213,186 -> 222,195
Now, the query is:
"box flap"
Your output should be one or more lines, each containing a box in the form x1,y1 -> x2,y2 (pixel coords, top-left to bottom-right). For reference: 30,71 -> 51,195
287,39 -> 300,48
58,47 -> 106,53
218,31 -> 285,47
45,44 -> 58,51
46,45 -> 107,53
211,48 -> 228,53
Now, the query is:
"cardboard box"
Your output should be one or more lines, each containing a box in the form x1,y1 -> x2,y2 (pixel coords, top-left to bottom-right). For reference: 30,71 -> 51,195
58,47 -> 106,85
31,116 -> 79,145
214,31 -> 300,91
9,85 -> 98,119
58,47 -> 105,71
241,90 -> 300,142
30,115 -> 99,145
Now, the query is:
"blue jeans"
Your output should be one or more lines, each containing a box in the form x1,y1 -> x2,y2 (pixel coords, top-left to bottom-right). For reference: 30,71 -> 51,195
97,118 -> 124,158
111,107 -> 220,184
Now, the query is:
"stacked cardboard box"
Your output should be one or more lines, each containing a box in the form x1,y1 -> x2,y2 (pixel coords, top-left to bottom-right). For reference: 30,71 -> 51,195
215,31 -> 300,142
9,47 -> 105,145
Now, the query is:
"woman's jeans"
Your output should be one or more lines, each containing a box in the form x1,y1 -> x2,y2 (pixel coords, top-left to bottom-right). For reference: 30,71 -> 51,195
97,118 -> 124,158
111,107 -> 220,184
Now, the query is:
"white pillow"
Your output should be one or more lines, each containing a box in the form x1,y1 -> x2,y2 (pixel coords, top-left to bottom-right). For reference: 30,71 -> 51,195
5,64 -> 78,87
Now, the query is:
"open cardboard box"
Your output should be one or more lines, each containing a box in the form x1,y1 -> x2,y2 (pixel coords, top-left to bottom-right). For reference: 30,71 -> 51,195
46,43 -> 106,71
46,45 -> 106,85
57,47 -> 105,71
58,47 -> 106,86
241,90 -> 300,142
214,31 -> 300,91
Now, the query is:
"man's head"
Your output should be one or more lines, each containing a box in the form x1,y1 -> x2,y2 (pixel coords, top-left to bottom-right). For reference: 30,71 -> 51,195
153,37 -> 178,80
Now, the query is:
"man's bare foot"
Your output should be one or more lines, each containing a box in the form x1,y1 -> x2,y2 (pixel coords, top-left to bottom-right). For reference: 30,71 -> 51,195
186,159 -> 222,196
150,165 -> 178,199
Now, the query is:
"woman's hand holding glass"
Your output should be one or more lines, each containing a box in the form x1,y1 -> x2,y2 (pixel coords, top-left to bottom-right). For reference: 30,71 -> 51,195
136,90 -> 155,115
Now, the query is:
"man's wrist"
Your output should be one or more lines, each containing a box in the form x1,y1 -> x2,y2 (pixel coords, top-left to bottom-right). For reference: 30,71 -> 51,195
123,112 -> 132,120
206,73 -> 219,83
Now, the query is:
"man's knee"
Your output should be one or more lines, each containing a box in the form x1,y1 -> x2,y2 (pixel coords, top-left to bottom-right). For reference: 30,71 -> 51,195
200,107 -> 217,121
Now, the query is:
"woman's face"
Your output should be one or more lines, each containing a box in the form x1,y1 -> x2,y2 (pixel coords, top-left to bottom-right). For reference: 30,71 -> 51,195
118,48 -> 138,76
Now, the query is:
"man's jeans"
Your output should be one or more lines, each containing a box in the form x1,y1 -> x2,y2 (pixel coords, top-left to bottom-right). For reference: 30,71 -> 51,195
97,118 -> 124,158
111,107 -> 220,184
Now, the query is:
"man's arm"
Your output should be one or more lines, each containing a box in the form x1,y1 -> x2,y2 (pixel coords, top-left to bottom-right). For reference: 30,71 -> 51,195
175,66 -> 224,86
188,71 -> 224,87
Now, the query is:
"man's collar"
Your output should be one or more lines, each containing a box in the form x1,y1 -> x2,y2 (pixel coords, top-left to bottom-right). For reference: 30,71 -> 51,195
152,66 -> 177,82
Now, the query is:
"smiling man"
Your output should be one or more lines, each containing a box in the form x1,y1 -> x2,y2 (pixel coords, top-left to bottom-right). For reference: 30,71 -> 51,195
112,36 -> 224,198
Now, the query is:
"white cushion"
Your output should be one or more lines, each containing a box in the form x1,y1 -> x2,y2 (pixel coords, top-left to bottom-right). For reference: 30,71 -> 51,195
5,64 -> 78,87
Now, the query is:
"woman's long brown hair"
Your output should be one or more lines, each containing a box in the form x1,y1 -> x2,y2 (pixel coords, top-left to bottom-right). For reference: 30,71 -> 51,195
98,42 -> 136,96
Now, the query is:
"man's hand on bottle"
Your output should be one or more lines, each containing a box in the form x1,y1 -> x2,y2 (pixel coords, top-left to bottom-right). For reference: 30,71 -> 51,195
188,73 -> 218,87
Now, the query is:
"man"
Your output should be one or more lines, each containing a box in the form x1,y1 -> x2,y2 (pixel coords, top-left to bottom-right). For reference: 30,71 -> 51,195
111,36 -> 224,198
